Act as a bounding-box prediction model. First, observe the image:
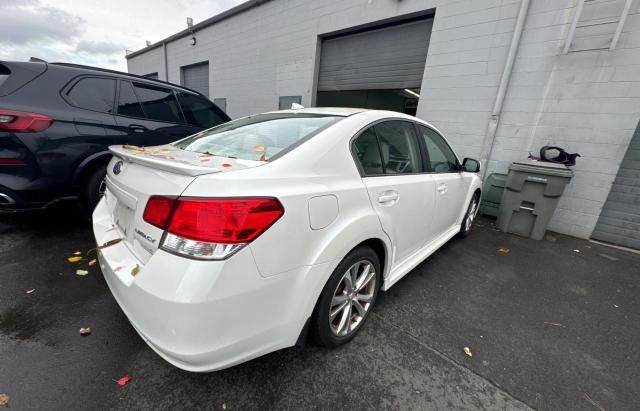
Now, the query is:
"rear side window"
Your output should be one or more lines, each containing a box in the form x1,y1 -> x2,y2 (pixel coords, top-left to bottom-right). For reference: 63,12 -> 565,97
176,92 -> 228,129
352,128 -> 384,176
116,81 -> 145,118
418,125 -> 458,173
373,121 -> 422,174
65,77 -> 116,113
174,114 -> 340,161
132,82 -> 183,123
0,64 -> 9,89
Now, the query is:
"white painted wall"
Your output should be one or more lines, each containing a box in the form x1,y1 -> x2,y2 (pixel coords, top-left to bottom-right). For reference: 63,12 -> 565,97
127,0 -> 640,239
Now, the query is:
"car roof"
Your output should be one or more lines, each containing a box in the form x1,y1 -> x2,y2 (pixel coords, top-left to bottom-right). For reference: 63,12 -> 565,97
272,107 -> 367,116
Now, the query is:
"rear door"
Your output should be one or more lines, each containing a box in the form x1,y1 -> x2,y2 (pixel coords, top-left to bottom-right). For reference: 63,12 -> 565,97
353,120 -> 437,265
114,80 -> 199,147
416,124 -> 469,236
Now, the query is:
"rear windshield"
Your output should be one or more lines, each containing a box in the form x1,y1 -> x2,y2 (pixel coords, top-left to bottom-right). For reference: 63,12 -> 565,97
174,114 -> 342,161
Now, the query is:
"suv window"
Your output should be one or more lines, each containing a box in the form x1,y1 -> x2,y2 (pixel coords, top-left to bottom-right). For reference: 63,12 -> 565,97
132,82 -> 183,123
418,125 -> 458,173
353,127 -> 384,176
116,81 -> 145,118
373,121 -> 422,174
176,92 -> 227,129
65,77 -> 116,113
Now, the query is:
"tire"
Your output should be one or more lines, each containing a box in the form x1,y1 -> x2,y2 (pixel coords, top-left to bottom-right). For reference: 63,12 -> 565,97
311,246 -> 381,348
459,193 -> 479,238
81,164 -> 107,212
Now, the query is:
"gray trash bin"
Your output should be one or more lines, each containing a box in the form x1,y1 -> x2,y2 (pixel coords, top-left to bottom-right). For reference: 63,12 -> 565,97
496,160 -> 573,240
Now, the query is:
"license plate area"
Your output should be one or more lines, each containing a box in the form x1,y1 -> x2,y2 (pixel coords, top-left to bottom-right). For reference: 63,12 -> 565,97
114,202 -> 135,237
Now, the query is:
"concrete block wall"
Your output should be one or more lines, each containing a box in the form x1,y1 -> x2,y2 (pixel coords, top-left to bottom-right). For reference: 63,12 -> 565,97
127,0 -> 640,240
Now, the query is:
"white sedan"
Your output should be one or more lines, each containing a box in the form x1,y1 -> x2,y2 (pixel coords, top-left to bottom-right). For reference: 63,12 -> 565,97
93,108 -> 482,371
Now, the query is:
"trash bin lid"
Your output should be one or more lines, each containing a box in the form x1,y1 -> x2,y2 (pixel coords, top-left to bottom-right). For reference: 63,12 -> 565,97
509,160 -> 574,178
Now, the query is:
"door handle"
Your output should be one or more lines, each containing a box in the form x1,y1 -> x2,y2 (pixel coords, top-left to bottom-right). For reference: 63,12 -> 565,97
129,124 -> 148,133
437,183 -> 448,194
378,191 -> 399,205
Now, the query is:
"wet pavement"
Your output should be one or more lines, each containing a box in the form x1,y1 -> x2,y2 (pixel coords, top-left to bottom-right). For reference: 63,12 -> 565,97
1,203 -> 638,410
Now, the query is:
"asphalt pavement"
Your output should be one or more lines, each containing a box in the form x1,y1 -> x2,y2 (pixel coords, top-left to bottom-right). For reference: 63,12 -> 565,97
1,203 -> 638,410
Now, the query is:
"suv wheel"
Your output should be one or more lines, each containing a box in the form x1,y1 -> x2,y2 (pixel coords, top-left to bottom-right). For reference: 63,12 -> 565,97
312,246 -> 380,347
81,164 -> 107,211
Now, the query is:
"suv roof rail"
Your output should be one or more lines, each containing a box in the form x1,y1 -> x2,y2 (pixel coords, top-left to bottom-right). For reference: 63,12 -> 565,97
50,62 -> 203,96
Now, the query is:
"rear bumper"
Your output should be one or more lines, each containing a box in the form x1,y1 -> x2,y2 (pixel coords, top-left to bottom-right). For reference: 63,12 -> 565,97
93,196 -> 331,372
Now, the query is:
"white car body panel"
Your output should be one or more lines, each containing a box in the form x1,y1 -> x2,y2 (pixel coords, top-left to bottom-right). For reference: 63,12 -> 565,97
93,108 -> 482,371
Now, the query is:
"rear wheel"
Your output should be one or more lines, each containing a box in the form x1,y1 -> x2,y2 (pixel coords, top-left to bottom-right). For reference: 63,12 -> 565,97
459,194 -> 479,238
312,246 -> 380,347
81,164 -> 107,212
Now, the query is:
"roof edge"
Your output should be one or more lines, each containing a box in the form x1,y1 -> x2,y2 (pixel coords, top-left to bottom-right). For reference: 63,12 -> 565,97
126,0 -> 272,60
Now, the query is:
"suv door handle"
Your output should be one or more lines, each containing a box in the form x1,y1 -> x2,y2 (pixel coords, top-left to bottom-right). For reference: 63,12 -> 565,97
378,191 -> 399,205
129,124 -> 148,133
437,183 -> 448,194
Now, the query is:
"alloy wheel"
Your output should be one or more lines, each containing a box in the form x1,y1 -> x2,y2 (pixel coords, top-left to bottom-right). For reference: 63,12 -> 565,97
465,197 -> 478,231
329,260 -> 377,337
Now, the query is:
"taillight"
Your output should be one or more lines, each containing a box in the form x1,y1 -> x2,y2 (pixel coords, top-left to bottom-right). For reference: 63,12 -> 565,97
0,110 -> 53,133
143,196 -> 284,260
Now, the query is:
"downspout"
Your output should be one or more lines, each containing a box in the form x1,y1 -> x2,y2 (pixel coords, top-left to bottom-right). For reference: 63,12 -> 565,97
162,41 -> 169,81
479,0 -> 530,179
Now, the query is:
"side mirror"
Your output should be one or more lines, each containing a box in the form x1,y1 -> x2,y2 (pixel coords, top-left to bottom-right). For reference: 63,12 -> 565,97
462,158 -> 480,173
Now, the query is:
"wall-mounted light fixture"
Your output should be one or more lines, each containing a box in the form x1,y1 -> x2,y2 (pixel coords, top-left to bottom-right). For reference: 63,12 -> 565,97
187,17 -> 196,46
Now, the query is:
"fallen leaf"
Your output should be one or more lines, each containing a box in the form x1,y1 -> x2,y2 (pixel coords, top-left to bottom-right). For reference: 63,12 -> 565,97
614,304 -> 619,308
255,144 -> 265,152
106,226 -> 117,232
497,247 -> 510,253
0,393 -> 9,406
76,269 -> 89,276
67,256 -> 83,263
573,249 -> 581,253
544,321 -> 563,327
113,266 -> 123,272
98,238 -> 123,250
585,245 -> 591,249
201,151 -> 215,157
131,264 -> 140,277
463,346 -> 473,357
79,327 -> 91,336
26,288 -> 35,294
259,152 -> 267,161
222,163 -> 232,168
222,403 -> 227,410
115,375 -> 132,386
73,251 -> 82,255
88,259 -> 97,266
600,253 -> 619,261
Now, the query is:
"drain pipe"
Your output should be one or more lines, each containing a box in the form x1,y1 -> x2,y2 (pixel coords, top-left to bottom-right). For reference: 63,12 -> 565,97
479,0 -> 530,179
162,41 -> 169,81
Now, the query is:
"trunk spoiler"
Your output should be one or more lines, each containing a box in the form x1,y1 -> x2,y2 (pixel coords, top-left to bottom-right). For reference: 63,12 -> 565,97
109,145 -> 220,176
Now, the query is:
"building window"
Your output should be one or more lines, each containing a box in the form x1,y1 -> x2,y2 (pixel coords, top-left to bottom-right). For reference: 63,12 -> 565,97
213,98 -> 227,113
278,95 -> 302,110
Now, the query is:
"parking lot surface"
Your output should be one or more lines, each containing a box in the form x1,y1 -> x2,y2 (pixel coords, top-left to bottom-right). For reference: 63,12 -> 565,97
1,204 -> 638,410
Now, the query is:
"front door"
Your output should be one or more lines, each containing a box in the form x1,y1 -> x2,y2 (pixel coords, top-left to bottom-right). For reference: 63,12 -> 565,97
353,121 -> 437,266
417,124 -> 469,237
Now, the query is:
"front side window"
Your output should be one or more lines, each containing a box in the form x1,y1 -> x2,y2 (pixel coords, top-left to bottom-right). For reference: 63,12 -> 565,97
373,121 -> 422,174
418,125 -> 458,173
65,77 -> 116,113
132,82 -> 183,123
352,127 -> 384,176
174,114 -> 340,161
116,81 -> 145,118
176,92 -> 228,129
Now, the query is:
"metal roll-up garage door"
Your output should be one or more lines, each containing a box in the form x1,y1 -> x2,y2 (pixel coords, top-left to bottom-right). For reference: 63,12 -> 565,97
592,121 -> 640,249
181,62 -> 209,97
318,18 -> 433,91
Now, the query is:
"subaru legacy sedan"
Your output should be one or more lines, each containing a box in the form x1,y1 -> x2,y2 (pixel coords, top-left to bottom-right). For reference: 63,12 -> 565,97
93,107 -> 482,371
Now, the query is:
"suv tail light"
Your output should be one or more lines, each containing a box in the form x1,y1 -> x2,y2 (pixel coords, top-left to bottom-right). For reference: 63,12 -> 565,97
0,110 -> 53,133
143,196 -> 284,260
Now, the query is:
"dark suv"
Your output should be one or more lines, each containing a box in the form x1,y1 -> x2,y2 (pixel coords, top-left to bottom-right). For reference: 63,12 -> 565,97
0,60 -> 230,210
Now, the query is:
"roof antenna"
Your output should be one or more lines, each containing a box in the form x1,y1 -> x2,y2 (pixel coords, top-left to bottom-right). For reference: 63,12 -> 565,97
145,40 -> 151,47
29,57 -> 47,63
